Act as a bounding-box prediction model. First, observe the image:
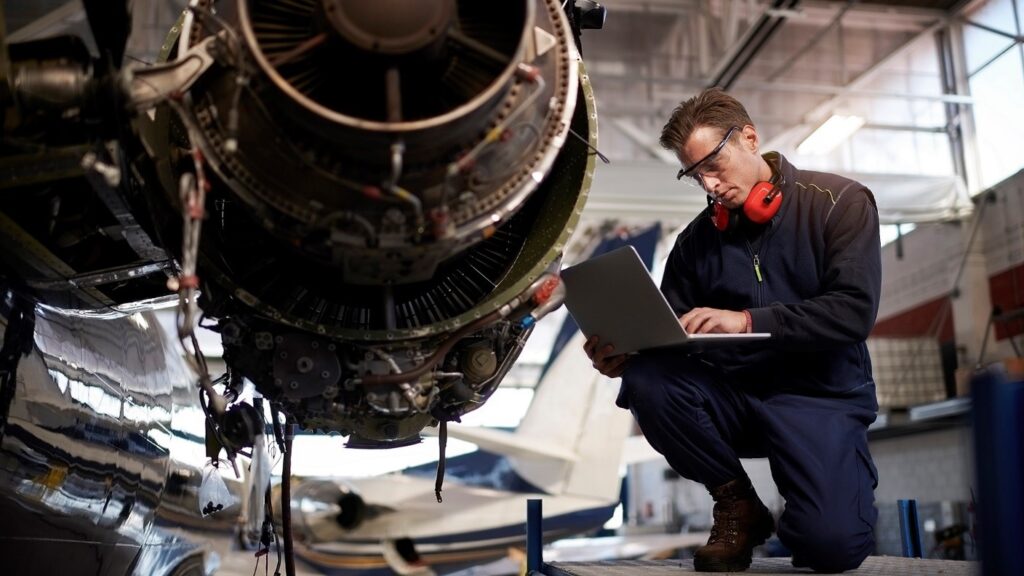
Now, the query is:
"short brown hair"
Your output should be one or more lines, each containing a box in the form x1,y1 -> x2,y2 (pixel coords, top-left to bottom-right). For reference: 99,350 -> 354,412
659,88 -> 754,153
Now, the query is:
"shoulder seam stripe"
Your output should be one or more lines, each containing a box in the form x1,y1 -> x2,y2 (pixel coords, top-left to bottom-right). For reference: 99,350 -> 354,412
794,180 -> 835,204
797,179 -> 848,224
802,182 -> 837,205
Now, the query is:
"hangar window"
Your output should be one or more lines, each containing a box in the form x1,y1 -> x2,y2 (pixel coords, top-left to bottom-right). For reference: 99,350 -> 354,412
962,0 -> 1024,191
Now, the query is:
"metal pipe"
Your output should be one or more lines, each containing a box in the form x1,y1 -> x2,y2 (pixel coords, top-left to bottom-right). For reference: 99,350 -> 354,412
711,0 -> 799,89
705,1 -> 777,85
897,499 -> 923,558
767,0 -> 856,81
936,27 -> 969,192
960,16 -> 1024,43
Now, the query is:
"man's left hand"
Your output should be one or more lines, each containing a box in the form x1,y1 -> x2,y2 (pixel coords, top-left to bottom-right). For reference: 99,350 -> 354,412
679,307 -> 748,334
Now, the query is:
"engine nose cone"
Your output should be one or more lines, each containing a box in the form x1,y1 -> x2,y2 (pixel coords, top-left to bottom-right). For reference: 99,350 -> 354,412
323,0 -> 455,55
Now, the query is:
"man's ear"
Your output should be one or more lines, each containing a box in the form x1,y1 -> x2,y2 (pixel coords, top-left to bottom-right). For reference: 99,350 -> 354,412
741,124 -> 759,152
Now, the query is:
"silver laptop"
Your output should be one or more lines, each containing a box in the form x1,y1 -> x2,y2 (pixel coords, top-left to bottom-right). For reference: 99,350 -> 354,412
561,245 -> 771,354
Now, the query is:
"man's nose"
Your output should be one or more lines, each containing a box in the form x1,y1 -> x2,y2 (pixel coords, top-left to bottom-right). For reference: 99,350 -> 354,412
703,175 -> 723,194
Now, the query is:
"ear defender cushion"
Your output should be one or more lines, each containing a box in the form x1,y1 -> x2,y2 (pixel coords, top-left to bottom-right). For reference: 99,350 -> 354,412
743,181 -> 782,224
711,202 -> 732,231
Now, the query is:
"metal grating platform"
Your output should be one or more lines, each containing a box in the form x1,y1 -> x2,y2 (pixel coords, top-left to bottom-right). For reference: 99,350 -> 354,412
544,557 -> 979,576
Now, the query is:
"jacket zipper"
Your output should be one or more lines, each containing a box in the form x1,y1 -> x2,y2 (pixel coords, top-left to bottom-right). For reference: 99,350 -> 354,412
744,171 -> 784,309
744,241 -> 764,307
743,210 -> 779,308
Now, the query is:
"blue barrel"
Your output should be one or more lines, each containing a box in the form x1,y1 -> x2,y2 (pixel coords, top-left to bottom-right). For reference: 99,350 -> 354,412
972,368 -> 1024,575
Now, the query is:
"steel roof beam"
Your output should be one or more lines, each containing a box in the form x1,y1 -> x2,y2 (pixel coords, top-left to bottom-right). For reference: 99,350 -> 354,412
8,1 -> 81,43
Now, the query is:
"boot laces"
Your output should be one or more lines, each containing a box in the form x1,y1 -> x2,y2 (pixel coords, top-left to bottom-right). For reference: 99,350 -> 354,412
708,502 -> 740,545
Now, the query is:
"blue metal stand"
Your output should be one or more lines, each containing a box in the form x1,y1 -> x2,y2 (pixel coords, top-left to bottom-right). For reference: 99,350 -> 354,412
897,499 -> 923,558
972,368 -> 1024,575
527,498 -> 544,574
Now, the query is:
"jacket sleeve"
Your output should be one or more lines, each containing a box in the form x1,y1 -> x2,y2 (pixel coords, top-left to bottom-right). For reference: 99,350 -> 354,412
660,225 -> 703,316
747,188 -> 881,350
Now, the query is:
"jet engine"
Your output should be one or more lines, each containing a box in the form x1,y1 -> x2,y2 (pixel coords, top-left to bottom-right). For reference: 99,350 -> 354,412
0,0 -> 603,448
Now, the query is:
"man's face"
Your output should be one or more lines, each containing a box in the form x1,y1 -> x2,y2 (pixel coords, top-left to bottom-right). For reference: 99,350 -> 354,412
678,125 -> 760,210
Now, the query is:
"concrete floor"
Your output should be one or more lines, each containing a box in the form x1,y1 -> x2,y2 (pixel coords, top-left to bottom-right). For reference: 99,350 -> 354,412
545,557 -> 979,576
211,540 -> 980,576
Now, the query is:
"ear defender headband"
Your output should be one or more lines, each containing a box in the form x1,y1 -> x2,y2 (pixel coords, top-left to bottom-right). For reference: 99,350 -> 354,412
709,154 -> 784,232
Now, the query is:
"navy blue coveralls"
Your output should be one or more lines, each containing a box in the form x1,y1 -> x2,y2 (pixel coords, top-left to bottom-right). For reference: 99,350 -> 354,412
617,153 -> 882,572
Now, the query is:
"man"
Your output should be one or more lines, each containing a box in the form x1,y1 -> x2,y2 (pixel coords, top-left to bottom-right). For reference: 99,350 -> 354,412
584,88 -> 881,573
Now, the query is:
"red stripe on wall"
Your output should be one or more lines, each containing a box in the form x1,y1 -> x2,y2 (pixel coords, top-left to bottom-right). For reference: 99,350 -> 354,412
872,295 -> 955,342
989,262 -> 1024,340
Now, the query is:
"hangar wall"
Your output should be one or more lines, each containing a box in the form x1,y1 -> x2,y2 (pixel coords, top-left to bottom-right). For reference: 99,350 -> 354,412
872,168 -> 1024,383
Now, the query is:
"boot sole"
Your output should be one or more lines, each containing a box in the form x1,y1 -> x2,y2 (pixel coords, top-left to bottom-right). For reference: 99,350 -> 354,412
694,553 -> 754,572
693,514 -> 774,572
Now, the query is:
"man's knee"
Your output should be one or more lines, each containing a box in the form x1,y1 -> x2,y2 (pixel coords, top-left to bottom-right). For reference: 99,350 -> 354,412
619,354 -> 666,407
621,353 -> 662,385
781,513 -> 873,573
621,355 -> 704,412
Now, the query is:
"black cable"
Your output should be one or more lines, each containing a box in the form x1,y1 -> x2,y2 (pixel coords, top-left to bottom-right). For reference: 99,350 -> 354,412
126,55 -> 153,66
282,424 -> 296,576
273,531 -> 283,576
264,483 -> 282,576
568,128 -> 609,164
270,402 -> 286,455
435,419 -> 448,503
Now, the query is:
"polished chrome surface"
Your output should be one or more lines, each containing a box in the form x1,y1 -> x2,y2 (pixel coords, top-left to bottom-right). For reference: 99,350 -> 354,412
0,298 -> 218,575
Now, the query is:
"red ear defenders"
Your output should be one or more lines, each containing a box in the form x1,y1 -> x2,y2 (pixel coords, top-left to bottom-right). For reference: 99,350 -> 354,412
710,180 -> 783,232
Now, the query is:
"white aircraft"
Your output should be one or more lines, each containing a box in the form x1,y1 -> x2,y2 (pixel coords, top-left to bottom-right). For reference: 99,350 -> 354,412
278,329 -> 635,576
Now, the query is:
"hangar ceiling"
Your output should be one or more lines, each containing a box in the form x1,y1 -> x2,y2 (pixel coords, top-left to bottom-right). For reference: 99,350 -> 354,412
4,0 -> 981,231
586,0 -> 962,158
5,1 -> 970,152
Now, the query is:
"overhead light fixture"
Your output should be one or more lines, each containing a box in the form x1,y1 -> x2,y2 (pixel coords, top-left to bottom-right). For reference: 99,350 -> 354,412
797,114 -> 866,155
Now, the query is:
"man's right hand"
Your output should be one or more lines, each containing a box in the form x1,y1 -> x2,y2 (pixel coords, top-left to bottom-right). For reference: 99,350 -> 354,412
583,336 -> 629,378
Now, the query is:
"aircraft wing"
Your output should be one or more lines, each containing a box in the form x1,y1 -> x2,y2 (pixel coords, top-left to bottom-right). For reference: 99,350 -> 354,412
620,434 -> 663,466
425,425 -> 579,462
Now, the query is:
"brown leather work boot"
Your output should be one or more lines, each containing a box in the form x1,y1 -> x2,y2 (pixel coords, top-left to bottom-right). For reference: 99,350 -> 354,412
693,477 -> 775,572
